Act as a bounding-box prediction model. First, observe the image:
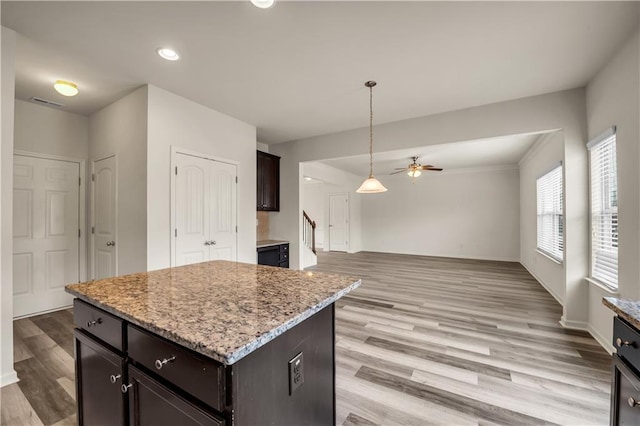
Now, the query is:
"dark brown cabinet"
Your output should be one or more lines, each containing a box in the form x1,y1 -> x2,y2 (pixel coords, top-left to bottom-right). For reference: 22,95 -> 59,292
127,365 -> 223,426
257,150 -> 280,211
75,329 -> 126,426
257,243 -> 289,268
611,317 -> 640,425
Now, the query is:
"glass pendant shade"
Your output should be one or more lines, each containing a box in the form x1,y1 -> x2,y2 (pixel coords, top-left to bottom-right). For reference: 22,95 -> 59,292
357,176 -> 388,193
408,169 -> 422,178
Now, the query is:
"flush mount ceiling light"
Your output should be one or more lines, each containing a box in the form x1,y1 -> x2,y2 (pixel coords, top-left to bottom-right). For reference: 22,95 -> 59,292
250,0 -> 275,8
304,176 -> 313,181
356,81 -> 388,194
53,80 -> 78,97
157,48 -> 180,61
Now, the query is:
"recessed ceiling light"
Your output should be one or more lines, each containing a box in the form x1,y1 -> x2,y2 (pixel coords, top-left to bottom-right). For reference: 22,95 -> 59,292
53,80 -> 79,97
250,0 -> 275,9
157,48 -> 180,61
304,176 -> 313,181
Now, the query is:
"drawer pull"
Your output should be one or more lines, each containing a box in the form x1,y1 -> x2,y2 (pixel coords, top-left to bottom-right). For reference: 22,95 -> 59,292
87,318 -> 103,328
110,374 -> 121,384
616,337 -> 634,347
628,397 -> 640,408
121,384 -> 132,394
155,355 -> 176,370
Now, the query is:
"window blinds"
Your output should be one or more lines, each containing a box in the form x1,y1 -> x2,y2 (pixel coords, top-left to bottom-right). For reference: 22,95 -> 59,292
589,129 -> 618,288
536,165 -> 563,261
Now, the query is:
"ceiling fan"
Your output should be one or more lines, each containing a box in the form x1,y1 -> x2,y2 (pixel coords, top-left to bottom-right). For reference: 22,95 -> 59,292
391,156 -> 443,178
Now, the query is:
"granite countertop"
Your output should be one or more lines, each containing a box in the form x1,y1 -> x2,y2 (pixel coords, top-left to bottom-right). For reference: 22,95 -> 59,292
603,297 -> 640,329
256,239 -> 289,248
66,261 -> 360,365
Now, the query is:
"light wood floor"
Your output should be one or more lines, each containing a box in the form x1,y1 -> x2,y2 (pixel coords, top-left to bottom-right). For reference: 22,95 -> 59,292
1,252 -> 611,425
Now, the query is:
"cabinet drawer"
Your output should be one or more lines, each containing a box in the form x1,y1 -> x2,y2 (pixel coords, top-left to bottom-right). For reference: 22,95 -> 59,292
280,244 -> 289,253
128,364 -> 224,426
614,317 -> 640,371
279,251 -> 289,262
612,355 -> 640,425
74,299 -> 124,352
127,325 -> 225,412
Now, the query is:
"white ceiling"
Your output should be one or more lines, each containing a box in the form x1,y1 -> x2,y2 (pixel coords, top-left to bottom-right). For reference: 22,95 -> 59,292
320,132 -> 543,176
2,2 -> 638,144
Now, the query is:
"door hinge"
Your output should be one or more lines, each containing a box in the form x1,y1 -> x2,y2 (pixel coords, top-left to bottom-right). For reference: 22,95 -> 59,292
91,226 -> 95,234
79,177 -> 81,186
91,173 -> 95,182
78,229 -> 81,238
175,166 -> 178,175
175,229 -> 178,237
236,225 -> 238,233
235,176 -> 238,184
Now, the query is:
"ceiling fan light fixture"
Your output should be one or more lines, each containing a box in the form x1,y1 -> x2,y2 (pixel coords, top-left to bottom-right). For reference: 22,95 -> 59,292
53,80 -> 78,97
356,80 -> 387,194
408,169 -> 422,178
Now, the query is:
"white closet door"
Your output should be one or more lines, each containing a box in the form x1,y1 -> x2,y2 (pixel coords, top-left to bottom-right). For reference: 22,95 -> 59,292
13,155 -> 79,317
329,193 -> 349,252
93,156 -> 117,280
209,161 -> 237,261
175,153 -> 211,266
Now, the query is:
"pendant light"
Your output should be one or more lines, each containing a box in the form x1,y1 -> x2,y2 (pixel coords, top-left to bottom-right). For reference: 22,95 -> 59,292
356,81 -> 388,194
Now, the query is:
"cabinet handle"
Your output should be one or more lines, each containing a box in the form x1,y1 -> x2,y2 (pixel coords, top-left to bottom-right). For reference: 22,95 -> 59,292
155,355 -> 176,370
121,384 -> 132,394
616,337 -> 634,347
629,397 -> 639,408
110,374 -> 121,384
211,241 -> 216,245
87,318 -> 102,328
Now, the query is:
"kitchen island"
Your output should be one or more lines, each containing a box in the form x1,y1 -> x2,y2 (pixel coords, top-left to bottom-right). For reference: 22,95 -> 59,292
65,260 -> 360,426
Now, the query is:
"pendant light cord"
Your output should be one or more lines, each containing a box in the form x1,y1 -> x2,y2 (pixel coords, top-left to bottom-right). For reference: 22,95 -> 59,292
369,84 -> 374,178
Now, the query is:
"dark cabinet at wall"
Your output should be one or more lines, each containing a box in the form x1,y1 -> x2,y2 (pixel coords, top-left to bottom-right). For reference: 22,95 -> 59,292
257,243 -> 289,268
257,151 -> 280,211
611,317 -> 640,425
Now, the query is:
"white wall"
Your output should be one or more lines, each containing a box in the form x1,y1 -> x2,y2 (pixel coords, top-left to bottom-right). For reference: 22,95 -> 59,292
146,85 -> 257,270
586,29 -> 639,351
301,162 -> 362,255
15,100 -> 89,159
270,88 -> 588,326
1,26 -> 18,387
362,166 -> 520,261
89,86 -> 148,275
302,183 -> 325,248
519,131 -> 565,303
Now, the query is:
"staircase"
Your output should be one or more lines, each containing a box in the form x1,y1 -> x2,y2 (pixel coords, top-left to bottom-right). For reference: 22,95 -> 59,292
302,211 -> 318,268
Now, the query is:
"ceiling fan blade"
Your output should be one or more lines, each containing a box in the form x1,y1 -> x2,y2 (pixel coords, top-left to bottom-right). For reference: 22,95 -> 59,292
390,170 -> 406,175
425,167 -> 443,171
394,167 -> 408,170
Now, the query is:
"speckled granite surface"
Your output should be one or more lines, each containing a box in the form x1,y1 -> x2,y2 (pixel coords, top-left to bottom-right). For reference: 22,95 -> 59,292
66,261 -> 360,365
256,239 -> 289,248
603,297 -> 640,330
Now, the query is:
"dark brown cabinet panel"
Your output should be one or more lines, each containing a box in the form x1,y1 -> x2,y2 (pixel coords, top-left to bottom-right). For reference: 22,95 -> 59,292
127,365 -> 224,426
611,354 -> 640,425
75,329 -> 126,426
257,151 -> 280,211
257,243 -> 289,268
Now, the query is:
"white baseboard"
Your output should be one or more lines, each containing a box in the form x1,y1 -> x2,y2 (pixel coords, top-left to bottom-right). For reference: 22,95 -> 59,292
361,249 -> 519,263
588,323 -> 615,355
13,304 -> 73,320
520,262 -> 564,306
1,370 -> 19,388
559,316 -> 588,330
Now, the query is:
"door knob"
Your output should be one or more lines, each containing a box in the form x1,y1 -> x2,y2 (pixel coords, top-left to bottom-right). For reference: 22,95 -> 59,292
616,337 -> 634,347
211,241 -> 217,245
204,241 -> 210,246
106,241 -> 115,247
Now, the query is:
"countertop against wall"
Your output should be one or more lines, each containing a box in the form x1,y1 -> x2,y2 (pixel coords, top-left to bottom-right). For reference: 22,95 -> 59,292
603,297 -> 640,330
256,239 -> 289,248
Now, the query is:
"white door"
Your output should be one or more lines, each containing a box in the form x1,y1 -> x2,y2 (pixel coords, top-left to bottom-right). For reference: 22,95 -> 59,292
209,160 -> 237,261
174,153 -> 237,266
93,156 -> 117,280
175,153 -> 210,266
13,155 -> 80,317
329,193 -> 349,252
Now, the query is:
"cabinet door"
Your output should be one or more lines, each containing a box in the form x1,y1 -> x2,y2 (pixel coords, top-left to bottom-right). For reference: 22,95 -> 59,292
257,151 -> 280,211
127,365 -> 224,426
75,329 -> 126,426
611,354 -> 640,425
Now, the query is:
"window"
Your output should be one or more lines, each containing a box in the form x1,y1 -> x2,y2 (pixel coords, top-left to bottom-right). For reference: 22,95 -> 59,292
536,165 -> 564,261
588,127 -> 618,288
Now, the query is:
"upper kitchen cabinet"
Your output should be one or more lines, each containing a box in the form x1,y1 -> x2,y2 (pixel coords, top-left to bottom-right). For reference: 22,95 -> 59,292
257,151 -> 280,211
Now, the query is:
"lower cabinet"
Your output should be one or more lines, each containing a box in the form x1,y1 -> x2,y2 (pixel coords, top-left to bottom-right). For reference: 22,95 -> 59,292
611,317 -> 640,425
75,329 -> 126,426
126,365 -> 223,426
257,243 -> 289,268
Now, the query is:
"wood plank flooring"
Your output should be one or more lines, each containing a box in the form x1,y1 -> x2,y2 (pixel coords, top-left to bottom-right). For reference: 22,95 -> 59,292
308,251 -> 611,426
1,252 -> 611,425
